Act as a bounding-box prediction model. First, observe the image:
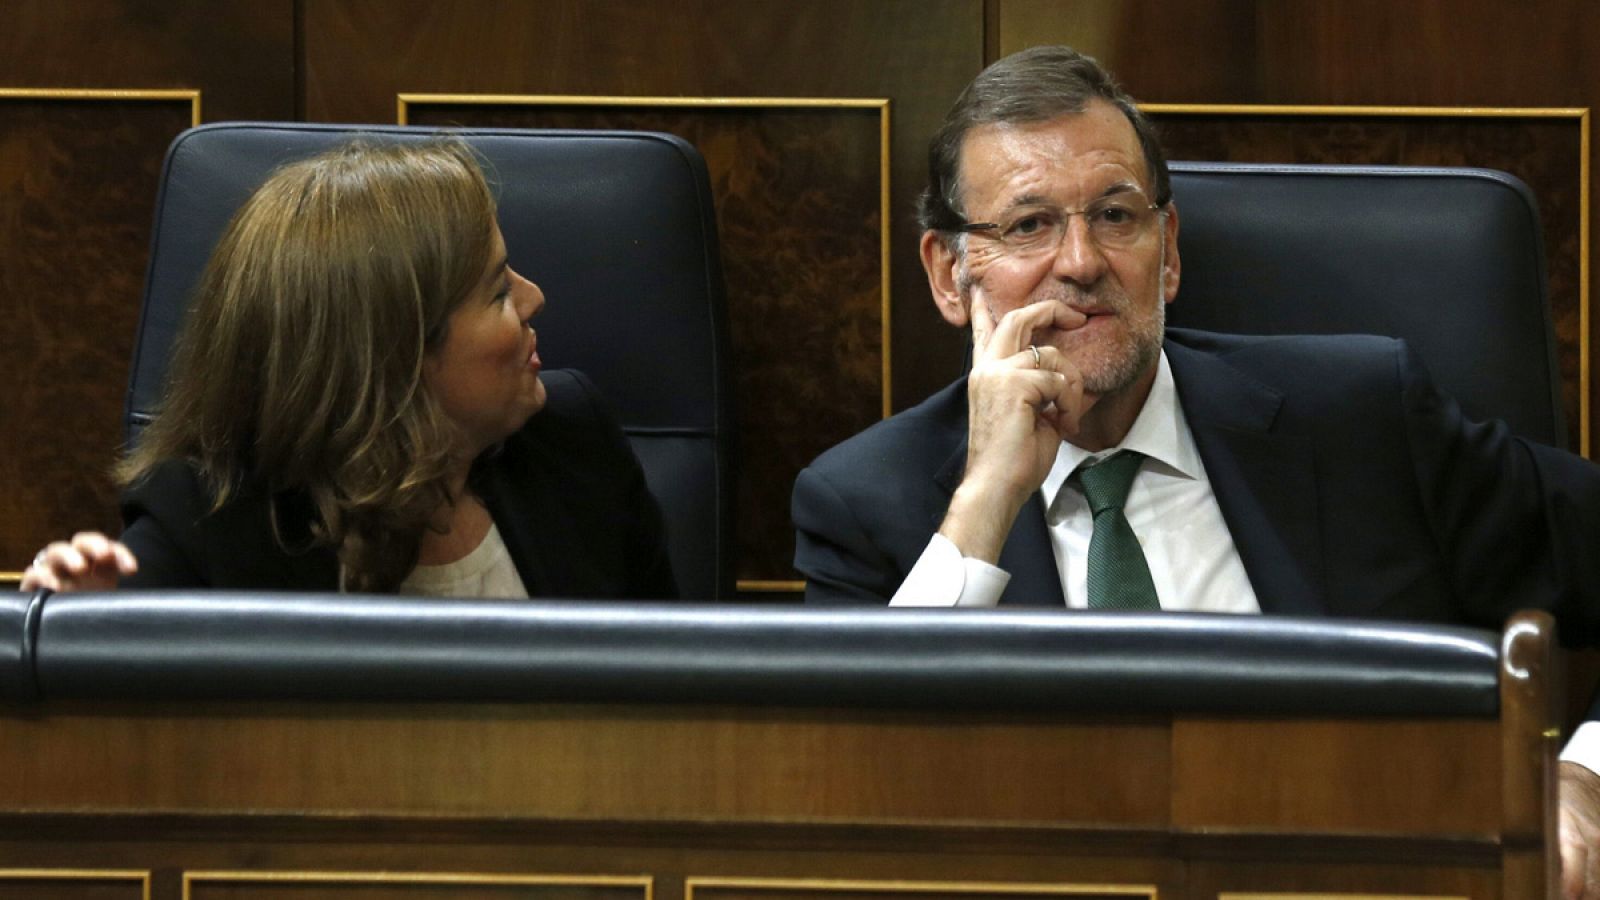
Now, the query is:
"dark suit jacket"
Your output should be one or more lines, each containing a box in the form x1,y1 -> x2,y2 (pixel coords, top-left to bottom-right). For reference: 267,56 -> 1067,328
793,329 -> 1600,643
120,369 -> 677,599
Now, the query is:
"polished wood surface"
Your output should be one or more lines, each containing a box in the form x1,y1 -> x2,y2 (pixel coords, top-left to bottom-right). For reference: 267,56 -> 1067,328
0,96 -> 197,574
0,707 -> 1526,899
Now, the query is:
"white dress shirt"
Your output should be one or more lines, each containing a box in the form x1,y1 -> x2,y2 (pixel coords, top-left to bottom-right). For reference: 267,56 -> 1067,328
399,522 -> 530,599
892,352 -> 1258,612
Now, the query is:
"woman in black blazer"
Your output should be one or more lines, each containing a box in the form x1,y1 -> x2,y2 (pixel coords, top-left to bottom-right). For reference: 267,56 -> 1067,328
22,140 -> 674,599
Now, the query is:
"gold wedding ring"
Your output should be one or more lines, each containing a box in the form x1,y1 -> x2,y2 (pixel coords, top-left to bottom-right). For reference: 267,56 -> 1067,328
1027,344 -> 1041,369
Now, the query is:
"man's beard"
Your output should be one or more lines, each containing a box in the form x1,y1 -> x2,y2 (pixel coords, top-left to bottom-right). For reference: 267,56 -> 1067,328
960,254 -> 1166,397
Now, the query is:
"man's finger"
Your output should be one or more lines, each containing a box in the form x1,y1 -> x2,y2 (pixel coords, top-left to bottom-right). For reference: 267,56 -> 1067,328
983,300 -> 1062,362
968,285 -> 998,354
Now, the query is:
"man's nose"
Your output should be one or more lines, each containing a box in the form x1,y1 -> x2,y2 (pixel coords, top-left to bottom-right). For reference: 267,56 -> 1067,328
1049,214 -> 1108,285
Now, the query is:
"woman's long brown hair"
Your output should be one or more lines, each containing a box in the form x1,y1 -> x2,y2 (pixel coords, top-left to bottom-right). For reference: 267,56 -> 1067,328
120,140 -> 498,591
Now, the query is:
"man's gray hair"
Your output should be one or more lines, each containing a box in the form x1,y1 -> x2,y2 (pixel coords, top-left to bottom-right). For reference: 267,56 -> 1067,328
918,45 -> 1171,236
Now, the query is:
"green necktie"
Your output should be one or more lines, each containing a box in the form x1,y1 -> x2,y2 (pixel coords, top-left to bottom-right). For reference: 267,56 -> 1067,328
1074,450 -> 1160,611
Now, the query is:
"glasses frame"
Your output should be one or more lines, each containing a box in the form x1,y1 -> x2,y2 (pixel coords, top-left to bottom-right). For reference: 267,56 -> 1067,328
949,194 -> 1170,255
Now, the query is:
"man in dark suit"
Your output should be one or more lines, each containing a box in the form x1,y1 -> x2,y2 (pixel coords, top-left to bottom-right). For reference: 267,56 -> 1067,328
791,44 -> 1600,896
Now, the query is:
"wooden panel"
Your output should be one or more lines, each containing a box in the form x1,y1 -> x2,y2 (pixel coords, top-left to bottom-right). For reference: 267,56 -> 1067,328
186,873 -> 646,900
0,94 -> 197,572
0,0 -> 295,577
1171,719 -> 1501,836
0,870 -> 147,900
404,98 -> 886,585
0,1 -> 293,120
0,702 -> 1172,827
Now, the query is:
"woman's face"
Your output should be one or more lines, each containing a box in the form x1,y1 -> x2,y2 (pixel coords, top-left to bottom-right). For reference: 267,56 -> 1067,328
425,223 -> 547,456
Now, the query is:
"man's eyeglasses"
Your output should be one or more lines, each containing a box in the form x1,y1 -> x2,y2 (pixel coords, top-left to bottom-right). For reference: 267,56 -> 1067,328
952,192 -> 1167,256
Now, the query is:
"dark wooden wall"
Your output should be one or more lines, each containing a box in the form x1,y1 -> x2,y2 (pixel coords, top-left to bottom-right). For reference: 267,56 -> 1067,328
2,0 -> 1595,594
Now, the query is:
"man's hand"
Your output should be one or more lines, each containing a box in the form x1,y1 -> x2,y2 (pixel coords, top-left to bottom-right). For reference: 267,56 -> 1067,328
19,531 -> 138,592
1562,761 -> 1600,900
938,296 -> 1091,563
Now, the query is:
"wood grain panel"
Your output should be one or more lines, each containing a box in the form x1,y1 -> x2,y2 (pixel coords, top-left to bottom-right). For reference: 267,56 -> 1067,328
1170,719 -> 1500,836
0,1 -> 293,121
1193,867 -> 1491,900
404,98 -> 886,585
995,0 -> 1587,106
0,870 -> 147,900
186,873 -> 645,900
0,95 -> 197,572
0,702 -> 1171,827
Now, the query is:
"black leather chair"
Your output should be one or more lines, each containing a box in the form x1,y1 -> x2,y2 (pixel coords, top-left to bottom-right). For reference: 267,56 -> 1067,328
1167,162 -> 1563,447
127,123 -> 735,599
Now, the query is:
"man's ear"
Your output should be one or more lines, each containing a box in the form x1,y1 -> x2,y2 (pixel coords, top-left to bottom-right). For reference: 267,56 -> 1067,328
1160,201 -> 1181,304
920,230 -> 970,327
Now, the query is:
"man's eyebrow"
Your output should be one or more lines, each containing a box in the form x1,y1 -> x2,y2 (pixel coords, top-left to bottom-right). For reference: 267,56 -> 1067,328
1098,181 -> 1144,199
999,182 -> 1145,211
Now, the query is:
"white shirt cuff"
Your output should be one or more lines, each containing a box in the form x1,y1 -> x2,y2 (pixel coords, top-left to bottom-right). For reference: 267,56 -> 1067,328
890,533 -> 1010,607
1561,722 -> 1600,775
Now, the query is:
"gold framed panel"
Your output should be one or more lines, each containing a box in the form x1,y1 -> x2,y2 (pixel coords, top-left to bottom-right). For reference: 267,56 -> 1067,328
1142,103 -> 1591,456
0,87 -> 201,125
0,868 -> 150,900
687,876 -> 1157,900
398,93 -> 892,592
183,870 -> 651,900
0,84 -> 204,576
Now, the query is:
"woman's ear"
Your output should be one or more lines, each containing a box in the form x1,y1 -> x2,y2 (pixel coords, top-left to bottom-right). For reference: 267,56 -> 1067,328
921,230 -> 970,327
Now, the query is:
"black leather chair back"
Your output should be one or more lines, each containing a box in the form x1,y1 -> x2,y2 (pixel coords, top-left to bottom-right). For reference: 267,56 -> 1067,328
1168,162 -> 1563,447
128,123 -> 734,599
3,590 -> 1502,716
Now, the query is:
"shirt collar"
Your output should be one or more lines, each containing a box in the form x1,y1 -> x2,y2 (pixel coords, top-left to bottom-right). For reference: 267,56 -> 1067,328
1040,350 -> 1204,509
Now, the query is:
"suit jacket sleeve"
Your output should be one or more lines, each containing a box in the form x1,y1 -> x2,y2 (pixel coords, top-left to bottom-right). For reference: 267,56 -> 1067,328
1398,341 -> 1600,646
792,463 -> 909,605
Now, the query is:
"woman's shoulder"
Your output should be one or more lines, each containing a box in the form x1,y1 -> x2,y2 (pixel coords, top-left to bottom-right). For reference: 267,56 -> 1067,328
517,369 -> 624,444
532,368 -> 606,420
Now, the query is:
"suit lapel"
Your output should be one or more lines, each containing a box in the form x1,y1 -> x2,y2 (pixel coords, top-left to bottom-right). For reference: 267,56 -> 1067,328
933,381 -> 1067,608
476,446 -> 553,596
1166,340 -> 1326,615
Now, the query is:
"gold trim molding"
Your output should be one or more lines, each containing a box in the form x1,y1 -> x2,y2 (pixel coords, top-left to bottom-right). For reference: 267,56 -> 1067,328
183,870 -> 651,900
739,579 -> 806,593
395,91 -> 894,419
0,868 -> 150,900
1142,102 -> 1592,456
0,87 -> 201,125
688,876 -> 1157,900
1222,894 -> 1466,900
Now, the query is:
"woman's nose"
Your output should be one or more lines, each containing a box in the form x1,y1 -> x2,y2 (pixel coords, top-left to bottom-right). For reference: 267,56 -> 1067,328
511,268 -> 544,321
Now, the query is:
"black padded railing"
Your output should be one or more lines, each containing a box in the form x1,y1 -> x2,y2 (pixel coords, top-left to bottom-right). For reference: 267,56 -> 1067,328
2,591 -> 1500,716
